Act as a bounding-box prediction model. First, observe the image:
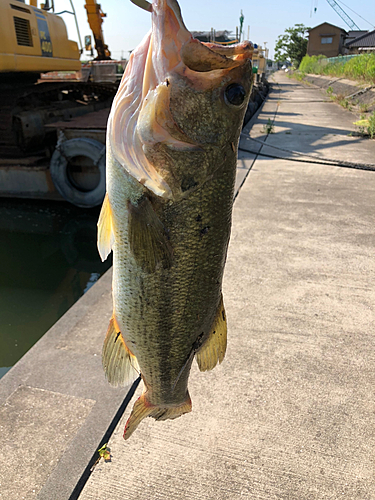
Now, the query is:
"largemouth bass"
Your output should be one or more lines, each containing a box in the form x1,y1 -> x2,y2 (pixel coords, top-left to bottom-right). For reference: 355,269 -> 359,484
97,0 -> 253,439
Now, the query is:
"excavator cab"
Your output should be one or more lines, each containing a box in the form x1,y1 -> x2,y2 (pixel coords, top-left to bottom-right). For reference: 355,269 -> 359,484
0,0 -> 81,75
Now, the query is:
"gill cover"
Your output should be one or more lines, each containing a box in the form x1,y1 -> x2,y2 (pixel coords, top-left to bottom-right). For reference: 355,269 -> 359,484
107,0 -> 253,200
107,0 -> 191,199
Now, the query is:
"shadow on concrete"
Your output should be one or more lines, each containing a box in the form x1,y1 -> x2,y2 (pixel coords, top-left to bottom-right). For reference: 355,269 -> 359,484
250,116 -> 366,156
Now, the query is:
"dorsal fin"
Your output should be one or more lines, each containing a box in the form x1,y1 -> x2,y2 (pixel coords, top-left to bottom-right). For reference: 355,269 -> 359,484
102,316 -> 140,387
195,295 -> 227,372
97,193 -> 115,262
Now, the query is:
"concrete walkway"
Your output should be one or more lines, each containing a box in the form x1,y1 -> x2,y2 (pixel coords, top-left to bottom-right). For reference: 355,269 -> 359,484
77,73 -> 375,499
1,72 -> 375,499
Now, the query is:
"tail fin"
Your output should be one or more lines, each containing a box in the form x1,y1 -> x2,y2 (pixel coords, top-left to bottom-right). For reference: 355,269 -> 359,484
123,392 -> 192,440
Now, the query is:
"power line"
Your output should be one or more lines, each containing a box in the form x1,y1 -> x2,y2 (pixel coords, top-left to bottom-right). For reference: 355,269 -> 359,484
335,0 -> 375,29
326,0 -> 360,30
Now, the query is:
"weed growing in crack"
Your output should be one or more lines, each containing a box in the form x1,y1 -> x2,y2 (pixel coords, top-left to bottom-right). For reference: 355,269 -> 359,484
263,119 -> 275,134
359,102 -> 369,113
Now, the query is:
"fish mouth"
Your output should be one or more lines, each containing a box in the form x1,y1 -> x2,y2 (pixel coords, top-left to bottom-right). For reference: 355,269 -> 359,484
149,0 -> 253,80
183,40 -> 254,72
108,0 -> 253,199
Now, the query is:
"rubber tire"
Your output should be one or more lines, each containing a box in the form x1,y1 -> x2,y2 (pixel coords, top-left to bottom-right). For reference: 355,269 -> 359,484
50,137 -> 106,208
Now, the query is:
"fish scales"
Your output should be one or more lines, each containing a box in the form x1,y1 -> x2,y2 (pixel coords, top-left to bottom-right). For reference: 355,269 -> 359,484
109,152 -> 233,393
98,0 -> 253,439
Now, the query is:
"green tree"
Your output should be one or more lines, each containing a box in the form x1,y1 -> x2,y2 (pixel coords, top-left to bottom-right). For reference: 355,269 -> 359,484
274,24 -> 310,68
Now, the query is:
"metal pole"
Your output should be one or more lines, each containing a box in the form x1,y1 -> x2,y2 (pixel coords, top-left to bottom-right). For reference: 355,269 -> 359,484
69,0 -> 83,53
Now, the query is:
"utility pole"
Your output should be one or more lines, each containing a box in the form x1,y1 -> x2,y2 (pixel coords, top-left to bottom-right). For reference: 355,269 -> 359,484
263,42 -> 269,63
239,10 -> 244,42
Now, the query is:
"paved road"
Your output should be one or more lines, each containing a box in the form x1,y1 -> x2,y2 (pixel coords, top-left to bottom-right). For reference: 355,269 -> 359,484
78,74 -> 375,499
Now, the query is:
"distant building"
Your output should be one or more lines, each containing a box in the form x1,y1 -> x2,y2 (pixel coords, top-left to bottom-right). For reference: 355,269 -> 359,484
345,29 -> 375,53
345,30 -> 369,46
191,30 -> 236,43
307,23 -> 347,57
266,59 -> 279,71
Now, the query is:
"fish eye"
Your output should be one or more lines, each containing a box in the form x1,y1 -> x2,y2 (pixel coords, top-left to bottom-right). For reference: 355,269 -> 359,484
224,84 -> 246,107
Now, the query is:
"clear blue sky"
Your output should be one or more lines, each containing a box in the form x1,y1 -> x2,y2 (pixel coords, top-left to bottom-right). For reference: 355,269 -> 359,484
58,0 -> 375,60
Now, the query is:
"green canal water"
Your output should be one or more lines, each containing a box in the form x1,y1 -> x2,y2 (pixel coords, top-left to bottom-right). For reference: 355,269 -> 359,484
0,199 -> 112,379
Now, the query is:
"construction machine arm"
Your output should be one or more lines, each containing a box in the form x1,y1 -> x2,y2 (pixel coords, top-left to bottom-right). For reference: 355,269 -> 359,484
84,0 -> 111,60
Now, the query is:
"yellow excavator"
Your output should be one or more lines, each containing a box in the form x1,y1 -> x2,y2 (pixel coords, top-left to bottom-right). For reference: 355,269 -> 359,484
0,0 -> 119,208
0,0 -> 113,73
0,0 -> 81,74
0,0 -> 116,157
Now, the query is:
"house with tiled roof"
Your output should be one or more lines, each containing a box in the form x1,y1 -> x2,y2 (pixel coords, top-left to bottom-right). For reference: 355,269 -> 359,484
345,30 -> 369,45
345,29 -> 375,53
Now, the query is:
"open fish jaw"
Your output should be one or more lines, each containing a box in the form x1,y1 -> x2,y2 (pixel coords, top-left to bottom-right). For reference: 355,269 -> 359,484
107,0 -> 253,200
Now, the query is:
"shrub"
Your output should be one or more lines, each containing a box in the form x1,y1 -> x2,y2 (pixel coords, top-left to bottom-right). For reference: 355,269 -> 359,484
299,54 -> 327,74
367,111 -> 375,139
298,54 -> 375,83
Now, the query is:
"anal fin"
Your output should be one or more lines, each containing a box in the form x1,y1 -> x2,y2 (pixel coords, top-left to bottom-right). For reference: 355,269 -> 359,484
196,295 -> 227,372
123,391 -> 192,440
97,193 -> 114,262
102,316 -> 139,387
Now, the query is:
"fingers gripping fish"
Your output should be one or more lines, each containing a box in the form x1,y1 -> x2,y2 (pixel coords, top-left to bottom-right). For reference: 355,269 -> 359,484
97,0 -> 253,439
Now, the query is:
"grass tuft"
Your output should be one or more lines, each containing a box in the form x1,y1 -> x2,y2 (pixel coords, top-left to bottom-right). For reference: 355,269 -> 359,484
368,112 -> 375,139
299,54 -> 375,84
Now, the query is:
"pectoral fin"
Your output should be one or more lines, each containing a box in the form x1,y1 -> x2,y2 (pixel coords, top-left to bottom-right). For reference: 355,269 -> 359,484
196,295 -> 227,372
128,196 -> 173,273
97,193 -> 115,262
102,316 -> 140,387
